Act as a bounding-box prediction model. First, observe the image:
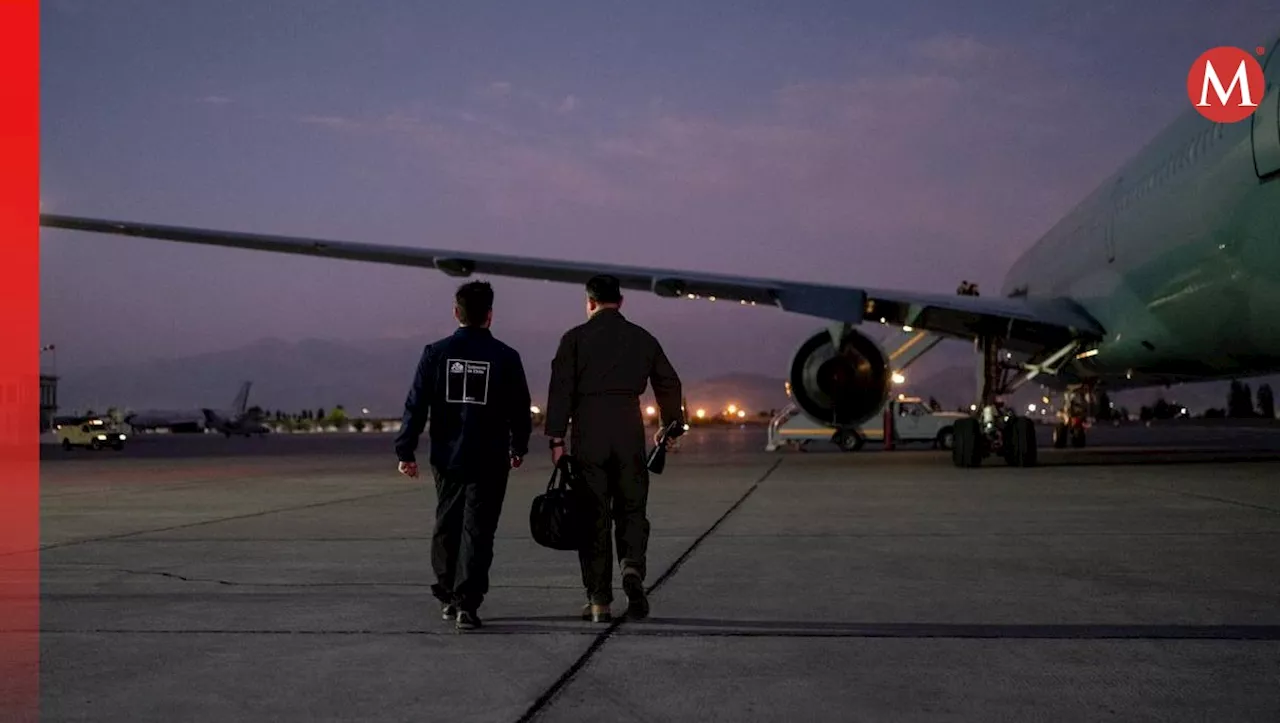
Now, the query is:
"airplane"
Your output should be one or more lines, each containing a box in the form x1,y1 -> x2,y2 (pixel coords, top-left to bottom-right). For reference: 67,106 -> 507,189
125,381 -> 268,436
39,30 -> 1280,468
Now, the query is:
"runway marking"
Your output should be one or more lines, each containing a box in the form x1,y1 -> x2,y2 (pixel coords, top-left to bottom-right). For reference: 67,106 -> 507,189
514,458 -> 784,723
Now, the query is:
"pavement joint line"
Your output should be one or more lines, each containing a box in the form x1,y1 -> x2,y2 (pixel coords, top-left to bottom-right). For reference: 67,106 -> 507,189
1122,481 -> 1280,516
40,564 -> 584,590
31,623 -> 1280,641
23,487 -> 420,555
512,458 -> 784,723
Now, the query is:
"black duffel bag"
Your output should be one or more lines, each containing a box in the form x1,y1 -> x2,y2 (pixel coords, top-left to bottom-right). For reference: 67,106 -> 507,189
529,455 -> 591,551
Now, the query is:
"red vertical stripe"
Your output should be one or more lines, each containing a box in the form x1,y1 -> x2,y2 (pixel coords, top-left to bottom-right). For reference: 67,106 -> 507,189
0,1 -> 41,721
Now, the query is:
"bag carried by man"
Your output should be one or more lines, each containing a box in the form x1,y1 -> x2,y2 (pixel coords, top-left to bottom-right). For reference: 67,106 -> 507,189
529,455 -> 591,551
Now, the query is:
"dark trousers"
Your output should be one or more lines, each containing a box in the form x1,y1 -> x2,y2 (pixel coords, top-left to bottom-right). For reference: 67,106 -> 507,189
429,464 -> 509,612
572,403 -> 651,605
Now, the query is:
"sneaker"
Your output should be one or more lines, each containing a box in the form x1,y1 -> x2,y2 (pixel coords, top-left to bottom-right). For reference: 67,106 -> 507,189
441,603 -> 457,621
456,610 -> 481,630
622,570 -> 649,619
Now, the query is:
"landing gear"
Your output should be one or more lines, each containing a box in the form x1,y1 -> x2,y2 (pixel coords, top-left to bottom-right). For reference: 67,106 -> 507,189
951,334 -> 1056,468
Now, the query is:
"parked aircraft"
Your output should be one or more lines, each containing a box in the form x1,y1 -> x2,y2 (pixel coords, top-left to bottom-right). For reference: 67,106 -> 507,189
125,382 -> 267,436
40,31 -> 1280,467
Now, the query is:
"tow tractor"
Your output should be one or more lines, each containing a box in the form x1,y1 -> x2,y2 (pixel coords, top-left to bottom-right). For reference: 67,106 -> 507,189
767,395 -> 967,452
57,416 -> 128,451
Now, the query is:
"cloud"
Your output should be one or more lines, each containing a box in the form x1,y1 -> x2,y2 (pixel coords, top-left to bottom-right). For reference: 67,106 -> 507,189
297,36 -> 1149,264
475,81 -> 513,100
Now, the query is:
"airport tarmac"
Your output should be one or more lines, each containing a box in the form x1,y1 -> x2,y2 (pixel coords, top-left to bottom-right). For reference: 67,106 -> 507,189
35,425 -> 1280,721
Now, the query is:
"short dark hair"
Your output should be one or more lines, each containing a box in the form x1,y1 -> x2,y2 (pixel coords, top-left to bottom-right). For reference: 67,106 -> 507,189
455,281 -> 494,326
586,274 -> 622,304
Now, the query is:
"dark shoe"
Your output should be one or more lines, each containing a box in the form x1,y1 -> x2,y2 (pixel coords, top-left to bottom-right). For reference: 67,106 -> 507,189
456,610 -> 481,630
622,569 -> 649,619
582,603 -> 612,623
441,603 -> 457,621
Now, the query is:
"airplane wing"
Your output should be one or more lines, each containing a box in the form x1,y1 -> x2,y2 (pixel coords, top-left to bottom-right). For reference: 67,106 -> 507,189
40,214 -> 1104,352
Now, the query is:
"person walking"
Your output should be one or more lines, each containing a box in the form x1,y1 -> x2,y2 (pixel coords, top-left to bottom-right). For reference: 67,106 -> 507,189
544,274 -> 684,623
395,281 -> 532,630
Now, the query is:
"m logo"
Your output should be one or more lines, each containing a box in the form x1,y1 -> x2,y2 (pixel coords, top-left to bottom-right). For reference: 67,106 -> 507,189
1188,46 -> 1266,123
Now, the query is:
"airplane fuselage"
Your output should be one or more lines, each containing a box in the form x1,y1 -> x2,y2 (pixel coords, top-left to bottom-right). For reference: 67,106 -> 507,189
1001,35 -> 1280,391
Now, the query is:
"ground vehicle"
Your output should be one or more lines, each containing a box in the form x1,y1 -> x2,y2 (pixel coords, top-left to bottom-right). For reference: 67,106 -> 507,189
767,396 -> 967,452
58,417 -> 127,451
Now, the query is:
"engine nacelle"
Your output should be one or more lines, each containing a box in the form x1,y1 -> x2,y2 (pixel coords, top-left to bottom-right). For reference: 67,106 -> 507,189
788,327 -> 892,428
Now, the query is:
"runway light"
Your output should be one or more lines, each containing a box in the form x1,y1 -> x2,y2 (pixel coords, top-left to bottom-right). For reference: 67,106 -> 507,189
902,325 -> 913,332
970,404 -> 978,411
695,409 -> 706,419
727,404 -> 738,414
645,405 -> 657,416
361,408 -> 370,415
736,410 -> 746,419
891,372 -> 906,385
1028,403 -> 1037,412
530,405 -> 541,415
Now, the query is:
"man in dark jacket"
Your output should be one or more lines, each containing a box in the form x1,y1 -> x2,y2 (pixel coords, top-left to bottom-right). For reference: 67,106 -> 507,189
545,274 -> 684,623
395,281 -> 532,630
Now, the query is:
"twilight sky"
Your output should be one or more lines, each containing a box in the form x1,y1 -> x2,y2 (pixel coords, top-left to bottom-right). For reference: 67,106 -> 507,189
38,0 -> 1279,382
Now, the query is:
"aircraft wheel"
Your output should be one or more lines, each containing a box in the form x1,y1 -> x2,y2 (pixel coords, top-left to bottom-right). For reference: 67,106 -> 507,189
936,427 -> 954,450
1002,417 -> 1038,467
1070,426 -> 1086,448
1052,424 -> 1068,448
951,418 -> 983,467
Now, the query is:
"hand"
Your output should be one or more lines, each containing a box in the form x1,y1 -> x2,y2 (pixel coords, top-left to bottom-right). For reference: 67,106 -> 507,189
653,429 -> 666,446
551,445 -> 566,466
510,454 -> 523,469
398,461 -> 418,478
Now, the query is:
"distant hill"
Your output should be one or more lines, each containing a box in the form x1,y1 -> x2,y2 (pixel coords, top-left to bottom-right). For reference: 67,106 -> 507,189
54,335 -> 1277,421
55,336 -> 792,419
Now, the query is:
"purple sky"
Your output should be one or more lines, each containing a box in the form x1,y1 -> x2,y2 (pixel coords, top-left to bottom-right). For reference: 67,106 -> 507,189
38,1 -> 1279,382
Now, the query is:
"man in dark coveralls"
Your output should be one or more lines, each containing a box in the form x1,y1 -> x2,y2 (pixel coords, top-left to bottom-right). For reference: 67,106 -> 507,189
545,274 -> 684,623
395,281 -> 532,631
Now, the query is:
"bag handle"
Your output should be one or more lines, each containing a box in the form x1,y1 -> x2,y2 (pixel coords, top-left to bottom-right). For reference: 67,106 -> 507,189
545,454 -> 578,492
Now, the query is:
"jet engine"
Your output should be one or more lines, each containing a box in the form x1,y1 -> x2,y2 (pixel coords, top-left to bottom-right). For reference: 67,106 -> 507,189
787,327 -> 892,428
